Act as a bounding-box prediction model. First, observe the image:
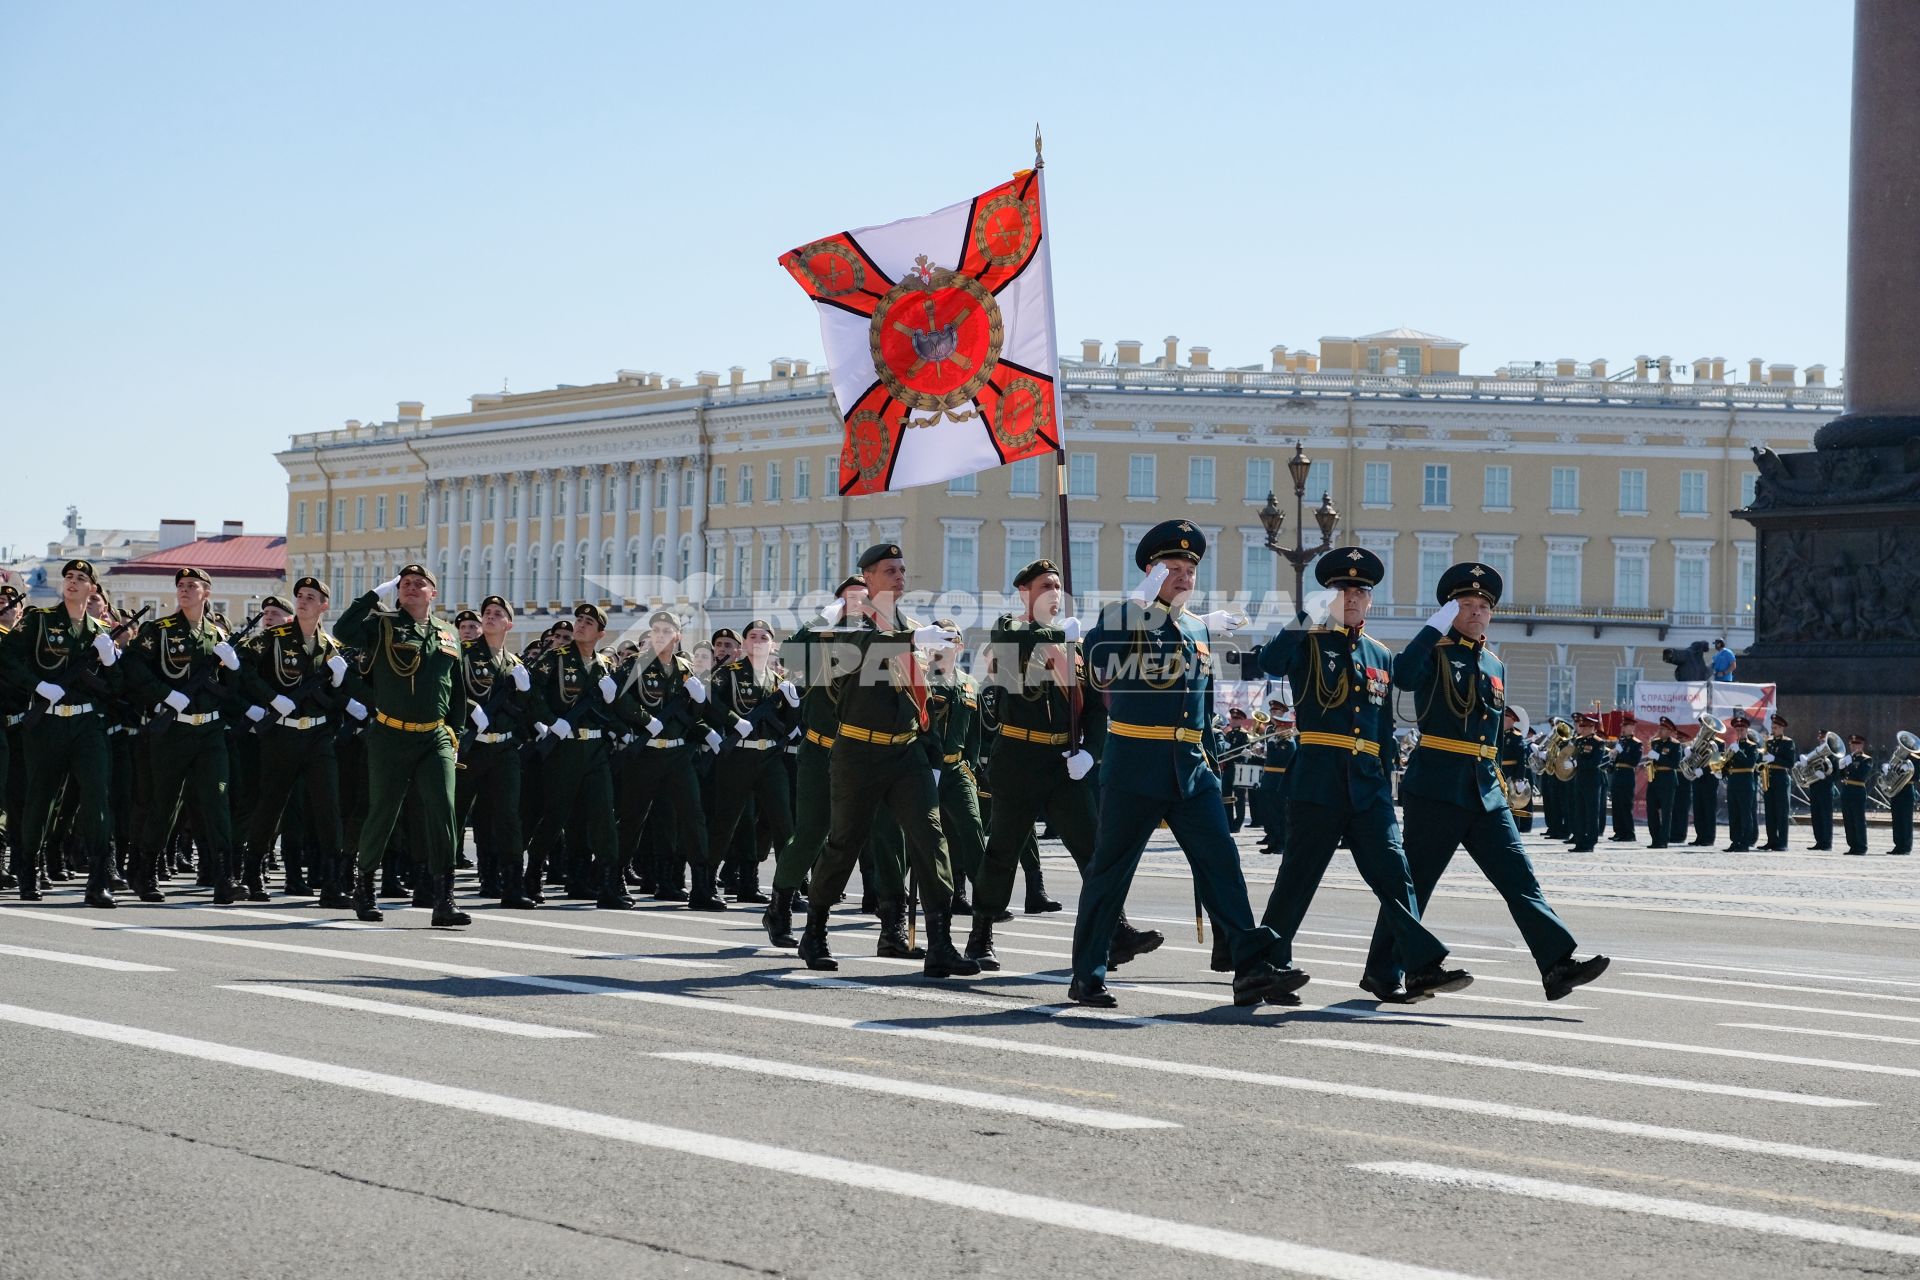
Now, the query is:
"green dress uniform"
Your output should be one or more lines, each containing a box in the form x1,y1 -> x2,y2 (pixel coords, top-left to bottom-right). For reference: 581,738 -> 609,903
765,600 -> 858,944
1646,738 -> 1682,848
1689,744 -> 1720,846
706,654 -> 799,901
1761,730 -> 1796,851
236,617 -> 353,905
0,615 -> 22,891
527,638 -> 628,907
1839,745 -> 1872,855
1609,732 -> 1641,841
332,584 -> 468,924
1722,728 -> 1759,851
1257,731 -> 1296,850
1497,726 -> 1531,834
0,598 -> 119,902
609,641 -> 721,907
1806,758 -> 1835,851
1570,730 -> 1604,851
453,633 -> 536,907
1889,747 -> 1915,856
1363,565 -> 1591,999
125,608 -> 244,902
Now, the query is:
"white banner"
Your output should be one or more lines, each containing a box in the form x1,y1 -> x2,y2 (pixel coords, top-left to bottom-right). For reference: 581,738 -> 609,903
1633,680 -> 1776,735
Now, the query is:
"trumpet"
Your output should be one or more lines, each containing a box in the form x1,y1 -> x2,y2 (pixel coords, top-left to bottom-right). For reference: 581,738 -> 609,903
1680,712 -> 1726,781
1790,731 -> 1846,788
1873,729 -> 1918,804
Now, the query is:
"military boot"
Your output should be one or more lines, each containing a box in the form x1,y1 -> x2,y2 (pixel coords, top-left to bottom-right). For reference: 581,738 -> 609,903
797,898 -> 838,971
352,867 -> 384,922
653,856 -> 688,902
83,849 -> 116,909
964,918 -> 1000,972
596,858 -> 634,910
734,858 -> 770,905
875,898 -> 926,959
316,852 -> 354,909
762,887 -> 799,948
688,863 -> 729,911
921,906 -> 981,979
430,869 -> 471,927
1023,864 -> 1061,914
242,847 -> 272,903
132,849 -> 167,903
1108,914 -> 1165,969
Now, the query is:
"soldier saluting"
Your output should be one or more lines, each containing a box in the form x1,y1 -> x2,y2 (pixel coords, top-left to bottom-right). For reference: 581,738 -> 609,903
333,563 -> 469,926
1362,562 -> 1607,1002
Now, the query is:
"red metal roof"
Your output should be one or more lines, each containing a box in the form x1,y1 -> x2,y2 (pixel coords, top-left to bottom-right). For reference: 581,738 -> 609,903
108,535 -> 287,579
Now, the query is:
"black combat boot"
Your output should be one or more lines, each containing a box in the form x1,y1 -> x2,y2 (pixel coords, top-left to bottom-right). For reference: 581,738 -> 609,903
430,869 -> 471,927
210,850 -> 239,905
1023,864 -> 1061,914
133,849 -> 167,903
242,848 -> 272,903
762,887 -> 799,948
83,848 -> 116,909
498,847 -> 536,910
653,856 -> 688,902
411,859 -> 435,908
1108,914 -> 1164,969
596,858 -> 634,910
797,898 -> 838,971
316,852 -> 354,910
17,844 -> 41,901
921,906 -> 981,979
688,863 -> 729,911
352,867 -> 384,922
734,858 -> 770,905
950,872 -> 974,917
875,898 -> 926,959
964,918 -> 1000,971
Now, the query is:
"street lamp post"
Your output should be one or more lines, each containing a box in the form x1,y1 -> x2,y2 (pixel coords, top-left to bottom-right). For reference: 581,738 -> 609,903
1258,441 -> 1340,614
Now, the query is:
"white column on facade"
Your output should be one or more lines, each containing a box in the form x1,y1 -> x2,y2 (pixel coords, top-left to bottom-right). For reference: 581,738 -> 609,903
562,466 -> 583,604
533,468 -> 554,608
511,472 -> 531,608
688,454 -> 708,591
464,478 -> 484,608
489,473 -> 507,598
662,457 -> 682,598
584,463 -> 604,602
634,458 -> 656,595
422,480 -> 440,581
608,460 -> 630,607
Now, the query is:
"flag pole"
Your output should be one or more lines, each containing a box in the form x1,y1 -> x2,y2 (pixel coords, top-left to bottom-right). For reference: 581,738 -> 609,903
1034,124 -> 1083,752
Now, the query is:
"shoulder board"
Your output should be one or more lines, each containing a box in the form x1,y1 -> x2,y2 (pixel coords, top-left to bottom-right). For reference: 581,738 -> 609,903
1434,637 -> 1452,647
158,616 -> 178,630
673,653 -> 692,674
30,605 -> 57,617
461,637 -> 482,653
994,613 -> 1019,629
268,623 -> 295,638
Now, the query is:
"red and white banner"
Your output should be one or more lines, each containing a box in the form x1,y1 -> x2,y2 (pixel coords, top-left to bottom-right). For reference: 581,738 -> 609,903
1632,680 -> 1777,736
779,169 -> 1061,497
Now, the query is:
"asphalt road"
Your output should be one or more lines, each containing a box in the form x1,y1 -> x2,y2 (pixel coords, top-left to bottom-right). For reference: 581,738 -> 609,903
3,825 -> 1918,1280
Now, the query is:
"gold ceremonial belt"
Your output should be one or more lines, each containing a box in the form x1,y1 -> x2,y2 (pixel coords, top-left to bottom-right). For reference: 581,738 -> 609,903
1843,779 -> 1867,787
644,738 -> 685,749
942,751 -> 963,764
838,724 -> 919,746
1297,730 -> 1381,757
1262,766 -> 1289,774
1726,767 -> 1755,774
803,728 -> 836,749
278,715 -> 328,731
1109,721 -> 1204,744
1652,766 -> 1673,773
473,731 -> 513,744
49,703 -> 97,718
1418,735 -> 1497,761
999,724 -> 1070,746
375,712 -> 443,733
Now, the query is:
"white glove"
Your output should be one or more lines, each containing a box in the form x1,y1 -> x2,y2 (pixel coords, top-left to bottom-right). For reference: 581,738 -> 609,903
163,690 -> 191,713
913,625 -> 961,650
1425,599 -> 1461,634
346,698 -> 368,721
326,654 -> 348,686
598,674 -> 617,703
821,598 -> 847,626
1131,562 -> 1170,605
213,641 -> 240,671
1763,752 -> 1776,763
779,680 -> 799,707
733,717 -> 753,738
1301,588 -> 1337,627
270,695 -> 297,717
511,664 -> 530,692
685,675 -> 707,704
1200,610 -> 1248,633
245,705 -> 267,723
533,721 -> 549,741
931,769 -> 942,788
1064,749 -> 1094,781
1061,616 -> 1082,642
549,718 -> 572,739
1839,754 -> 1853,768
35,681 -> 65,705
374,575 -> 402,603
470,705 -> 489,732
645,716 -> 664,736
704,728 -> 723,751
92,633 -> 118,666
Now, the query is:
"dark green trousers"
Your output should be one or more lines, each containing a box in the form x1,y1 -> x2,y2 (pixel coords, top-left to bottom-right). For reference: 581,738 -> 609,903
355,723 -> 457,877
243,722 -> 341,889
1763,780 -> 1791,850
456,739 -> 524,896
974,747 -> 1096,917
1841,782 -> 1868,853
772,738 -> 832,892
708,745 -> 791,866
528,735 -> 617,892
1646,777 -> 1676,847
619,742 -> 707,869
812,743 -> 952,908
1726,775 -> 1758,848
1691,775 -> 1719,844
18,712 -> 112,887
140,720 -> 235,884
1261,797 -> 1445,976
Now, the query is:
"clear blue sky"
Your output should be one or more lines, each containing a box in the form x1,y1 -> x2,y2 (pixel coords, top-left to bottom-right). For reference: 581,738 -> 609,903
0,0 -> 1853,555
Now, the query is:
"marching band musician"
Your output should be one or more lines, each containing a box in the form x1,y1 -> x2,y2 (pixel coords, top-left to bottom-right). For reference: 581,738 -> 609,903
1805,727 -> 1837,852
1569,712 -> 1605,853
1608,712 -> 1641,842
1721,714 -> 1760,852
1497,707 -> 1533,834
1890,735 -> 1916,856
1689,720 -> 1722,848
1761,714 -> 1796,852
1839,733 -> 1872,855
1646,717 -> 1684,849
1362,562 -> 1607,1003
1256,700 -> 1296,852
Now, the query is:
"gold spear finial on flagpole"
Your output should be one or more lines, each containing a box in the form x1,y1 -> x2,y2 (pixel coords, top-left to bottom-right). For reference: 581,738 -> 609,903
1034,123 -> 1044,170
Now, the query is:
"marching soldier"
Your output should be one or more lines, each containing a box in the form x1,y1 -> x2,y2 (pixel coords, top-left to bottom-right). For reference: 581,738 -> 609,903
1608,713 -> 1641,842
1569,713 -> 1604,853
1068,522 -> 1311,1009
923,620 -> 992,956
0,560 -> 123,904
454,594 -> 537,909
1496,707 -> 1532,834
1646,717 -> 1683,849
527,604 -> 628,908
124,567 -> 247,905
1838,733 -> 1872,855
333,564 -> 469,926
794,543 -> 977,979
1721,715 -> 1760,852
1256,701 -> 1296,852
1761,714 -> 1796,852
610,609 -> 721,907
706,619 -> 800,908
1689,723 -> 1721,847
235,575 -> 354,906
0,583 -> 23,891
1364,562 -> 1607,1002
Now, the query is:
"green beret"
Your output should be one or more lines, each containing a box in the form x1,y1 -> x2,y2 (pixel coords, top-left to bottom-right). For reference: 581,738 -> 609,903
574,603 -> 608,628
454,609 -> 480,625
1013,558 -> 1060,589
174,566 -> 212,585
61,559 -> 97,584
259,595 -> 291,614
480,594 -> 512,617
396,562 -> 437,588
292,575 -> 330,600
858,543 -> 903,570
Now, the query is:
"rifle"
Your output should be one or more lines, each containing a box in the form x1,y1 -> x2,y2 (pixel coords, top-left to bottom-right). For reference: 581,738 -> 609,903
458,663 -> 527,759
147,612 -> 264,737
533,651 -> 625,759
712,668 -> 792,760
23,605 -> 152,729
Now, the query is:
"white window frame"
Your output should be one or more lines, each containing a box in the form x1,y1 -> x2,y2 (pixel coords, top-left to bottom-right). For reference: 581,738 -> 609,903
767,460 -> 783,502
1416,532 -> 1456,603
1673,539 -> 1713,616
1127,454 -> 1156,501
1008,456 -> 1040,498
1241,527 -> 1276,600
1362,461 -> 1391,508
1618,468 -> 1648,516
1187,455 -> 1216,502
1474,534 -> 1517,599
1483,464 -> 1512,512
1003,520 -> 1044,588
1421,464 -> 1451,510
1611,536 -> 1653,609
1356,531 -> 1397,604
1245,457 -> 1274,503
1544,535 -> 1587,607
947,471 -> 978,496
1067,452 -> 1097,499
794,457 -> 811,501
1736,541 -> 1756,621
1068,523 -> 1101,598
1306,460 -> 1333,505
1679,469 -> 1709,517
941,518 -> 983,593
1549,466 -> 1580,515
1546,665 -> 1575,718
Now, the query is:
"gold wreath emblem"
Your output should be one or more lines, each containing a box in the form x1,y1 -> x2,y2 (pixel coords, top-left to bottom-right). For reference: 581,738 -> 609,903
868,259 -> 1003,416
840,409 -> 894,489
972,192 -> 1035,268
792,241 -> 865,298
992,376 -> 1050,452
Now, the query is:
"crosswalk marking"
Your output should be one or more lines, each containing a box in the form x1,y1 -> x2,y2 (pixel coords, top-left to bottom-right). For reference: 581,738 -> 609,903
225,983 -> 593,1037
0,942 -> 170,973
1722,1022 -> 1920,1049
435,935 -> 723,968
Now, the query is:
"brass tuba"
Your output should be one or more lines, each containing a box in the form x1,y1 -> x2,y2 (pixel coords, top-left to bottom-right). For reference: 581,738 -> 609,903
1543,716 -> 1577,781
1873,730 -> 1918,804
1679,712 -> 1726,782
1790,731 -> 1846,788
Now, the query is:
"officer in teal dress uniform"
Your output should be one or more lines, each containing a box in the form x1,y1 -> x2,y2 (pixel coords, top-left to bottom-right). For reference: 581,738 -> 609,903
1253,546 -> 1472,1001
1361,562 -> 1609,1002
1066,520 -> 1305,1009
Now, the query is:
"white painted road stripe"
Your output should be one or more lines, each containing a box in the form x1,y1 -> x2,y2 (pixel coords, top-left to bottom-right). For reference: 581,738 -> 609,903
1722,1022 -> 1920,1049
655,1051 -> 1179,1131
779,973 -> 1168,1026
1287,1038 -> 1869,1108
1595,986 -> 1920,1025
435,935 -> 723,969
1358,1161 -> 1920,1259
1622,971 -> 1920,1004
0,942 -> 170,973
0,1003 -> 1483,1280
225,984 -> 593,1038
15,912 -> 1920,1177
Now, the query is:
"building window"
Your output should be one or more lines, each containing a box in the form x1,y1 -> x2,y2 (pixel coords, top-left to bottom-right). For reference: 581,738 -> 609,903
1740,472 -> 1757,508
1069,534 -> 1098,595
352,496 -> 364,531
650,469 -> 665,509
943,527 -> 978,592
1357,535 -> 1396,604
762,543 -> 779,592
1128,454 -> 1156,499
820,538 -> 838,587
948,471 -> 978,495
738,466 -> 753,505
400,492 -> 411,527
295,501 -> 307,536
1550,466 -> 1579,512
1188,456 -> 1216,501
1193,540 -> 1216,596
1400,346 -> 1422,375
767,461 -> 783,502
1614,548 -> 1649,608
488,485 -> 500,520
1422,464 -> 1450,508
1245,457 -> 1273,502
529,482 -> 542,518
330,568 -> 344,603
732,544 -> 750,596
1483,465 -> 1512,510
1475,539 -> 1516,592
1243,539 -> 1275,599
1547,665 -> 1575,719
709,466 -> 725,506
1009,456 -> 1040,497
1675,553 -> 1709,614
1006,530 -> 1040,578
1068,453 -> 1097,498
335,498 -> 348,532
1619,469 -> 1647,514
680,468 -> 693,508
1546,546 -> 1581,605
374,495 -> 388,530
1680,470 -> 1708,515
794,458 -> 811,500
1418,545 -> 1449,600
1306,460 -> 1333,503
824,455 -> 839,496
1615,666 -> 1641,708
1363,462 -> 1391,506
351,566 -> 365,597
